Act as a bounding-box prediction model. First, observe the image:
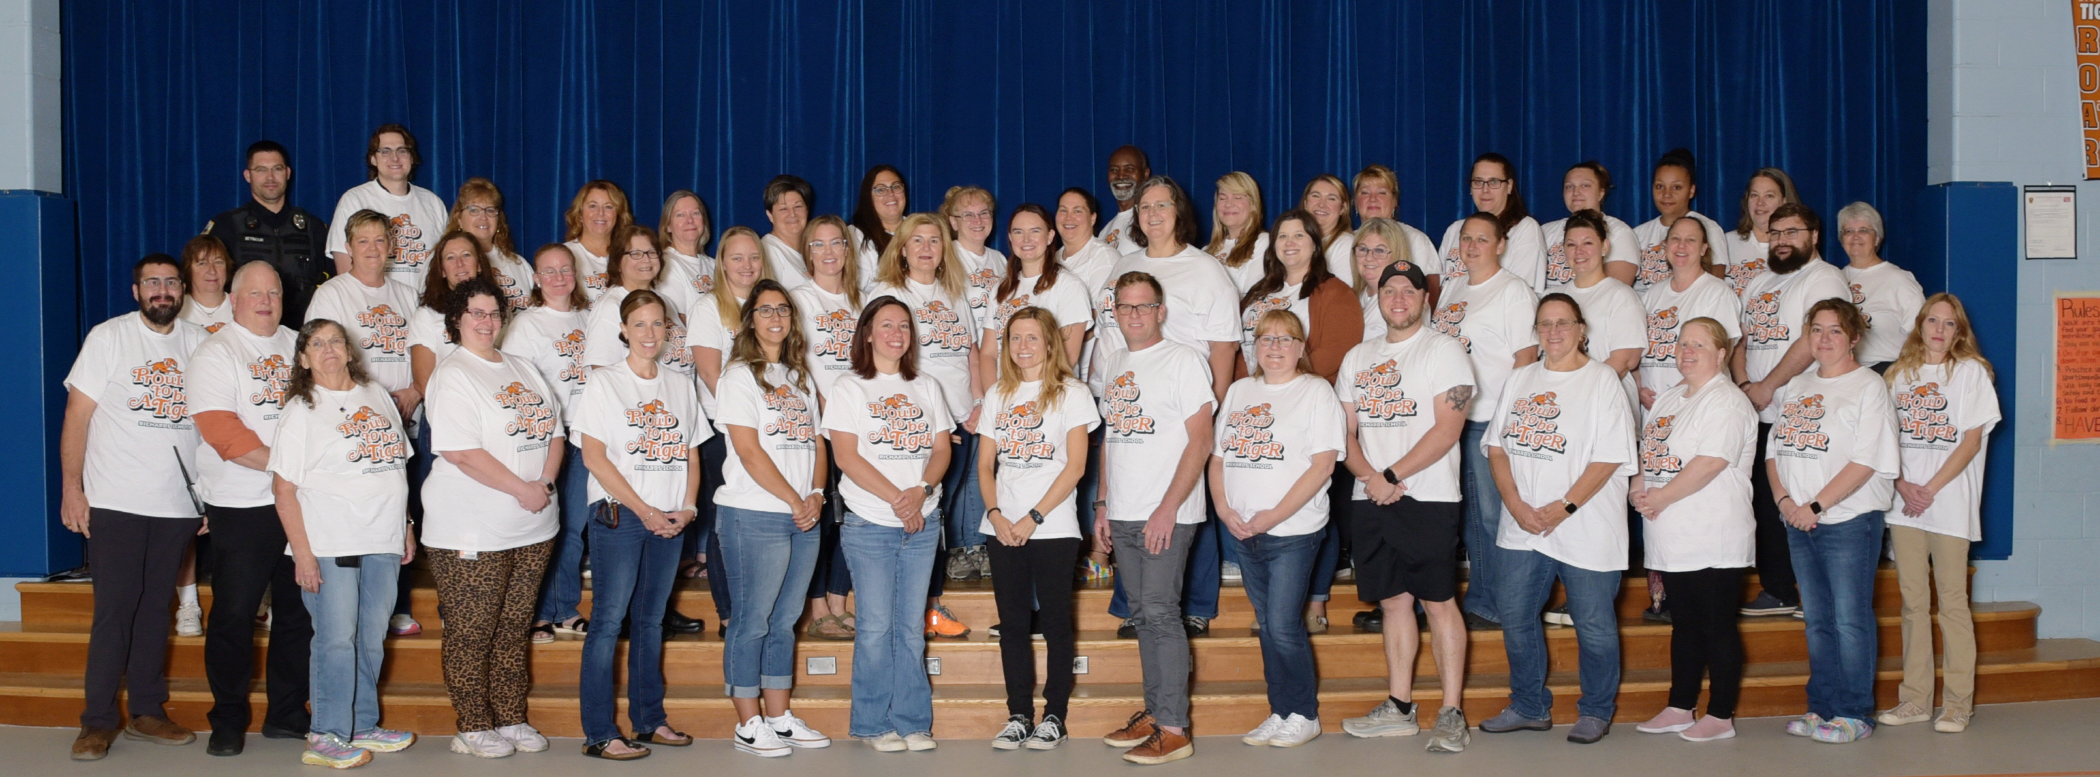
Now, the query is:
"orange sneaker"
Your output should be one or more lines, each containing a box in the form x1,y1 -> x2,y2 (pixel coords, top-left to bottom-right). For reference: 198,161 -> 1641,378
926,604 -> 971,638
1104,710 -> 1157,748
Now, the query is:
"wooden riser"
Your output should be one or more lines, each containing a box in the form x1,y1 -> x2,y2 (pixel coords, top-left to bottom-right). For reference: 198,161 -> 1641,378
0,602 -> 2039,687
14,566 -> 1963,630
3,640 -> 2095,738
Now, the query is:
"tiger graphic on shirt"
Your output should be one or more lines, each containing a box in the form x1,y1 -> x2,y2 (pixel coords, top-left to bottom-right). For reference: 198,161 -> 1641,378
1634,243 -> 1671,293
1645,307 -> 1682,363
1441,247 -> 1467,284
811,308 -> 857,369
691,271 -> 714,297
1240,294 -> 1294,342
994,400 -> 1055,462
1103,371 -> 1158,437
990,294 -> 1038,335
388,214 -> 431,275
128,358 -> 190,424
355,304 -> 410,359
584,272 -> 609,294
1726,258 -> 1766,297
1430,301 -> 1471,353
1544,242 -> 1575,287
760,383 -> 817,446
966,267 -> 999,314
1850,283 -> 1866,305
1502,391 -> 1568,456
1742,291 -> 1789,350
339,406 -> 408,465
1895,382 -> 1960,447
914,299 -> 972,353
623,399 -> 690,466
1772,394 -> 1830,455
495,381 -> 557,441
1350,360 -> 1419,426
1640,414 -> 1682,481
1220,403 -> 1285,464
204,322 -> 227,334
244,354 -> 290,409
866,394 -> 937,454
553,330 -> 588,387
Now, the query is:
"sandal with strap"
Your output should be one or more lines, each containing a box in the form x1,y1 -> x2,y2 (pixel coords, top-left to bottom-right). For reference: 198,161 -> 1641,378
632,727 -> 691,746
554,617 -> 589,636
807,614 -> 855,641
583,737 -> 650,760
528,623 -> 555,644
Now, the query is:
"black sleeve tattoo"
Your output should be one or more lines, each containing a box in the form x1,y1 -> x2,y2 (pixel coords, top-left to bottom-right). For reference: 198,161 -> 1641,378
1445,384 -> 1475,412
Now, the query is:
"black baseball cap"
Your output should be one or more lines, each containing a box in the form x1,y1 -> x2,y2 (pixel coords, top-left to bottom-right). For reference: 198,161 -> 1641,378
1378,260 -> 1428,292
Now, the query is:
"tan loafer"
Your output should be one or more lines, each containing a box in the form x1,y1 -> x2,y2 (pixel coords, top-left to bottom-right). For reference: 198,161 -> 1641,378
72,727 -> 119,761
124,715 -> 196,746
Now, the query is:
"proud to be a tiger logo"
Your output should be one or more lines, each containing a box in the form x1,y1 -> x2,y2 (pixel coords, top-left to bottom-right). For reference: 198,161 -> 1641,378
388,214 -> 431,273
1544,242 -> 1574,287
1850,283 -> 1866,305
128,358 -> 190,424
1103,371 -> 1157,437
966,267 -> 999,310
867,394 -> 936,454
1502,391 -> 1568,455
1351,360 -> 1418,424
1727,258 -> 1766,297
995,400 -> 1054,462
1221,403 -> 1285,464
991,294 -> 1036,335
1896,382 -> 1959,446
495,381 -> 557,441
1441,247 -> 1468,284
691,271 -> 714,297
660,319 -> 693,372
1635,244 -> 1671,292
813,308 -> 857,367
245,353 -> 290,408
585,272 -> 610,294
1645,307 -> 1682,364
1240,294 -> 1293,341
554,330 -> 588,386
338,406 -> 407,465
761,384 -> 817,445
1430,301 -> 1471,353
1773,394 -> 1830,454
496,272 -> 527,309
1640,415 -> 1682,481
623,399 -> 689,466
915,299 -> 973,352
1742,291 -> 1788,349
356,304 -> 410,358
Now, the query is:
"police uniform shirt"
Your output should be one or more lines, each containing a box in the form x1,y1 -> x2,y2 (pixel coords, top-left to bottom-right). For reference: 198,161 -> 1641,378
204,199 -> 330,323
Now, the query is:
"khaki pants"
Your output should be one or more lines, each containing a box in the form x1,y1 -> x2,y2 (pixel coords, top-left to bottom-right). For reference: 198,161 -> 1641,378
1891,525 -> 1974,715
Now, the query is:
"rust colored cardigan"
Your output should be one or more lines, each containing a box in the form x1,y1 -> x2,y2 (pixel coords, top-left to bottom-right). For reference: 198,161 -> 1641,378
1234,277 -> 1362,385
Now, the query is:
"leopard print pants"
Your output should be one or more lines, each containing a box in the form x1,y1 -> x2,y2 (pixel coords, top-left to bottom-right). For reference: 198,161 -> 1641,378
427,540 -> 553,732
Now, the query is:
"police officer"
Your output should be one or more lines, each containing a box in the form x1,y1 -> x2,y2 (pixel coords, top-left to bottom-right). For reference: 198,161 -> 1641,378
204,140 -> 330,323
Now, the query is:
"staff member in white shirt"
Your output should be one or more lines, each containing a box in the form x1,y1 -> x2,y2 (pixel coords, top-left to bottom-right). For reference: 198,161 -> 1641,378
409,231 -> 496,421
61,254 -> 209,760
1557,210 -> 1646,417
1629,317 -> 1757,743
693,228 -> 778,627
1335,261 -> 1477,754
561,180 -> 633,300
1834,202 -> 1925,372
1350,165 -> 1440,287
1629,149 -> 1729,296
942,186 -> 1004,335
1432,213 -> 1540,630
1438,153 -> 1546,295
189,262 -> 309,755
269,318 -> 418,768
1056,187 -> 1117,296
979,308 -> 1099,752
1098,145 -> 1151,255
582,226 -> 687,375
1095,177 -> 1242,400
1878,294 -> 1998,734
1301,174 -> 1356,284
1211,310 -> 1346,749
307,209 -> 422,418
507,245 -> 595,641
446,177 -> 535,311
1540,162 -> 1639,289
1639,217 -> 1743,410
326,124 -> 448,288
1479,294 -> 1636,745
658,190 -> 717,315
1206,172 -> 1271,294
1765,299 -> 1900,745
788,215 -> 864,640
179,235 -> 235,333
571,290 -> 710,760
1723,168 -> 1802,296
761,176 -> 815,289
849,165 -> 910,283
1350,218 -> 1411,342
715,279 -> 832,756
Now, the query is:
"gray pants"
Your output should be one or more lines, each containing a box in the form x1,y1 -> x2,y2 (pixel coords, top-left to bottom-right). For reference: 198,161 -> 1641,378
1111,520 -> 1199,728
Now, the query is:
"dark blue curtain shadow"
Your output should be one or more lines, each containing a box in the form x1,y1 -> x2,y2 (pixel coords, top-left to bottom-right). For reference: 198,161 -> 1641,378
64,0 -> 1926,328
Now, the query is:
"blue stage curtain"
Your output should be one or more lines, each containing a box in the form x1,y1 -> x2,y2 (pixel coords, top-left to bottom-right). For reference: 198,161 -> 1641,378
63,0 -> 1925,326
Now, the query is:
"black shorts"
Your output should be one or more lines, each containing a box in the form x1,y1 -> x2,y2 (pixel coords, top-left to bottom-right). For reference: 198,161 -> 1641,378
1348,496 -> 1462,603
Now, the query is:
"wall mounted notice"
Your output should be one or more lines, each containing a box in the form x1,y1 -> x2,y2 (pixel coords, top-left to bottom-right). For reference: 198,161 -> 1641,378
2079,0 -> 2100,177
2056,293 -> 2100,441
2026,185 -> 2079,259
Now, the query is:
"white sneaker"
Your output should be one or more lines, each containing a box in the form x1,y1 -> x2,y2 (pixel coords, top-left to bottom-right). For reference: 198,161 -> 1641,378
175,604 -> 203,638
1269,714 -> 1321,747
495,723 -> 548,753
905,732 -> 937,751
868,732 -> 909,752
767,712 -> 830,748
734,716 -> 792,757
1242,714 -> 1285,746
1221,561 -> 1244,582
450,729 -> 516,758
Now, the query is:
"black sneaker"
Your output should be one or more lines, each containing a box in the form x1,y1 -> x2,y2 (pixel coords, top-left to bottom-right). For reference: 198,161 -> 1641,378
1642,605 -> 1672,623
988,623 -> 1002,638
1353,607 -> 1383,633
1023,714 -> 1068,750
991,714 -> 1031,750
1117,618 -> 1139,639
663,610 -> 705,634
1183,616 -> 1209,637
206,728 -> 244,756
1739,591 -> 1798,616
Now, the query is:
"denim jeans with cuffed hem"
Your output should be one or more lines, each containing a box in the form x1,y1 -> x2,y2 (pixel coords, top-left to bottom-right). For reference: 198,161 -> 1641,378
535,444 -> 591,624
1497,547 -> 1621,721
303,552 -> 401,741
578,503 -> 681,745
1790,510 -> 1884,723
1460,420 -> 1507,622
841,512 -> 940,738
719,505 -> 820,697
1235,530 -> 1322,719
1108,507 -> 1224,621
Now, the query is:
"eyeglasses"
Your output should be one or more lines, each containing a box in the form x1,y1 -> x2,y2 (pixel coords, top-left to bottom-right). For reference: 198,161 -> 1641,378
1838,227 -> 1876,238
1469,178 -> 1510,191
623,249 -> 660,258
1113,302 -> 1162,316
461,308 -> 501,321
953,210 -> 991,222
752,304 -> 793,319
538,267 -> 575,277
462,205 -> 500,217
1534,320 -> 1580,333
374,146 -> 413,159
1353,244 -> 1392,258
1770,228 -> 1812,240
871,183 -> 905,196
1256,335 -> 1300,348
806,238 -> 850,251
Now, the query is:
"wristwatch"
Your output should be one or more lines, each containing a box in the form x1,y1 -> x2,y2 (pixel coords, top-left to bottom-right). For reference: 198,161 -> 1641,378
1382,468 -> 1401,485
1808,500 -> 1825,516
1027,508 -> 1046,525
915,480 -> 937,497
1561,498 -> 1581,514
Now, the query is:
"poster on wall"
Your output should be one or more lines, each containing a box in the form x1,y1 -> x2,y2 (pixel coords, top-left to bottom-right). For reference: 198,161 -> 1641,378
2080,0 -> 2100,177
2056,292 -> 2100,441
2027,185 -> 2079,259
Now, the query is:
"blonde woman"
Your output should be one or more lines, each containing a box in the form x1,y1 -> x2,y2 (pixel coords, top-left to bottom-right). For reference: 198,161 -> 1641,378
1351,218 -> 1411,342
941,186 -> 1005,330
1206,172 -> 1270,294
689,227 -> 777,624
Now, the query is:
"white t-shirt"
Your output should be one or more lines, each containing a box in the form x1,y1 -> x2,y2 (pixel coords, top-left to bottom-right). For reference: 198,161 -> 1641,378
762,233 -> 812,291
1093,245 -> 1242,365
955,244 -> 1006,331
572,360 -> 709,508
869,279 -> 979,422
563,240 -> 611,302
714,362 -> 820,513
1484,360 -> 1637,572
489,251 -> 536,311
1767,366 -> 1901,524
987,270 -> 1095,344
850,226 -> 891,287
1638,273 -> 1744,394
306,274 -> 419,393
1539,214 -> 1640,292
659,248 -> 716,318
1335,328 -> 1473,502
500,306 -> 590,426
1640,379 -> 1758,572
1439,216 -> 1546,292
188,324 -> 297,508
1888,360 -> 2000,540
1238,282 -> 1310,368
422,350 -> 563,551
1214,374 -> 1346,537
1721,231 -> 1768,297
822,372 -> 955,528
407,304 -> 456,366
790,283 -> 863,401
1323,232 -> 1357,286
179,297 -> 234,334
1430,268 -> 1541,422
980,378 -> 1101,539
64,313 -> 211,517
1358,290 -> 1385,343
1630,212 -> 1728,295
687,295 -> 741,416
267,384 -> 411,557
1099,341 -> 1215,524
1740,259 -> 1852,423
582,287 -> 694,375
326,180 -> 450,289
1098,209 -> 1144,256
1214,233 -> 1271,294
1062,239 -> 1119,298
1844,261 -> 1926,366
1563,277 -> 1647,408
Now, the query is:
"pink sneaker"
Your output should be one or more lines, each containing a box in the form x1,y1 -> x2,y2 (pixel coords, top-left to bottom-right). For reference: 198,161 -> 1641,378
1679,715 -> 1736,742
1635,707 -> 1695,734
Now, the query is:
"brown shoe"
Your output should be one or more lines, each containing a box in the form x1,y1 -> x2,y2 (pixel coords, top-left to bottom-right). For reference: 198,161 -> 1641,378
72,727 -> 119,760
1103,710 -> 1157,748
123,715 -> 196,746
1122,726 -> 1193,765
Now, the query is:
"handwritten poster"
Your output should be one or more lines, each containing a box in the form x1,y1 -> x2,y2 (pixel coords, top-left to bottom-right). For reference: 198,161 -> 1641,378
2057,293 -> 2100,441
2079,0 -> 2100,177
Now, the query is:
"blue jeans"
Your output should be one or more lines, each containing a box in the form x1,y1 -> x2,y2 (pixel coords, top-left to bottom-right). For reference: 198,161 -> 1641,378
840,512 -> 940,738
1075,427 -> 1105,539
579,503 -> 681,745
1461,420 -> 1507,622
1108,505 -> 1223,621
1497,548 -> 1622,721
718,505 -> 820,697
1234,530 -> 1321,719
303,553 -> 401,741
941,425 -> 984,551
1789,511 -> 1885,723
535,444 -> 590,624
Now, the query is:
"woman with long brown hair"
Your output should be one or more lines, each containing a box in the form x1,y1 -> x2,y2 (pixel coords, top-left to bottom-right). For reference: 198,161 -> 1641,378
445,177 -> 534,310
561,180 -> 635,300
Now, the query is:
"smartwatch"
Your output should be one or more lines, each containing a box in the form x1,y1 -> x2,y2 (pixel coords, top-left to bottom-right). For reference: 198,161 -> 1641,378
1382,468 -> 1401,485
921,481 -> 937,498
1027,509 -> 1046,525
1561,498 -> 1581,514
1808,500 -> 1825,516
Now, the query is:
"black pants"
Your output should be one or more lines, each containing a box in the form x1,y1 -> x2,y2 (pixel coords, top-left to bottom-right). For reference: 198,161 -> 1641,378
1748,422 -> 1798,606
987,536 -> 1081,720
81,509 -> 202,729
1662,567 -> 1746,718
203,503 -> 312,733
